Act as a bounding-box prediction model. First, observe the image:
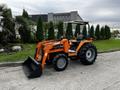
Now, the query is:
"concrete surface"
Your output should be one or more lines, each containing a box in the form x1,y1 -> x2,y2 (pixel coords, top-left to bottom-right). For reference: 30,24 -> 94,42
0,51 -> 120,90
0,61 -> 22,67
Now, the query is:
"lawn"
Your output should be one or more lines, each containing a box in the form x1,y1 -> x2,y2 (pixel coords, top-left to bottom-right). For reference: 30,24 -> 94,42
0,44 -> 36,62
0,39 -> 120,62
93,39 -> 120,52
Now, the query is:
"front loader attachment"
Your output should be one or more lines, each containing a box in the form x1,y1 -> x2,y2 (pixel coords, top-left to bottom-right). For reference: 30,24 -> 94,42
23,56 -> 42,79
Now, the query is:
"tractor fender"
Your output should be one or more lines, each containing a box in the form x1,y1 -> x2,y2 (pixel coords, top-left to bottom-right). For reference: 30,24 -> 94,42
76,40 -> 92,52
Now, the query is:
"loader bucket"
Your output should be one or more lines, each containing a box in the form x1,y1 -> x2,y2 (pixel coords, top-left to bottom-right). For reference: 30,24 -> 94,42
23,56 -> 42,78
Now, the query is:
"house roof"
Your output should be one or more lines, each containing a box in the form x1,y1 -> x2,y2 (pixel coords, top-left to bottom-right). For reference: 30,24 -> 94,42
29,14 -> 48,22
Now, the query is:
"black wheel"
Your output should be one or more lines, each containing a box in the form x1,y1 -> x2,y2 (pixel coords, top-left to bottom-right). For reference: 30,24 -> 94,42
78,43 -> 97,65
53,54 -> 68,71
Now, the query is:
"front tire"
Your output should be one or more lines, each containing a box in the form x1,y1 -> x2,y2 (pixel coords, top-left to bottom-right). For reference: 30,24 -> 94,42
53,54 -> 68,71
78,43 -> 97,65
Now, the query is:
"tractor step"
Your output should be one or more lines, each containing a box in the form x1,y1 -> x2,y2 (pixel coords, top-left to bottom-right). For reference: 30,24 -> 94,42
68,49 -> 76,53
68,49 -> 77,56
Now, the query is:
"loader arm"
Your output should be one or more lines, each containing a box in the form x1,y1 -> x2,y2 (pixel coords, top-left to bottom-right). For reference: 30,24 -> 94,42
34,42 -> 42,61
41,44 -> 54,68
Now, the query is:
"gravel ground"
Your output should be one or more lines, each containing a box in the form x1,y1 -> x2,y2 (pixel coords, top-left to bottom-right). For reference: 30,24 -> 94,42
0,51 -> 120,90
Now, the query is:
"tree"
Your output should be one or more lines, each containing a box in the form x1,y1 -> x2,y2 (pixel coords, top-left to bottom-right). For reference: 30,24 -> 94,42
82,25 -> 87,39
100,26 -> 105,40
88,25 -> 94,38
2,6 -> 16,43
17,9 -> 36,43
22,9 -> 29,19
48,21 -> 55,40
95,24 -> 100,40
111,30 -> 119,37
0,4 -> 8,45
0,28 -> 11,45
44,22 -> 49,39
36,17 -> 44,41
74,24 -> 80,37
16,10 -> 33,43
105,25 -> 111,39
57,21 -> 64,39
66,23 -> 73,39
18,21 -> 31,43
0,4 -> 7,11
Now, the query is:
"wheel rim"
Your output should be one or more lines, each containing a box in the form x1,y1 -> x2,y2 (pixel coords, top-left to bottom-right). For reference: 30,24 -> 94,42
86,48 -> 95,62
57,58 -> 66,69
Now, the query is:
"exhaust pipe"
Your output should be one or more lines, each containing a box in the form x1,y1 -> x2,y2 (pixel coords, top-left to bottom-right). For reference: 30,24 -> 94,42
23,56 -> 42,79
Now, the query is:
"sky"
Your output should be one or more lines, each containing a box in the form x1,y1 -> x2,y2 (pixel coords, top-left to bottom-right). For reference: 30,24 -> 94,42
1,0 -> 120,29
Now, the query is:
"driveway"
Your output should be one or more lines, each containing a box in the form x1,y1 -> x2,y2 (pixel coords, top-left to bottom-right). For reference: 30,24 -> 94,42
0,51 -> 120,90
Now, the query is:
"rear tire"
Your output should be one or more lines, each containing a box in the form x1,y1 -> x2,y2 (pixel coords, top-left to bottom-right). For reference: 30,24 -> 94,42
78,43 -> 97,65
53,54 -> 68,71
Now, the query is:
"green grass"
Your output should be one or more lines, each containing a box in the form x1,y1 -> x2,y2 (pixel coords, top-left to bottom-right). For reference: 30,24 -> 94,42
0,39 -> 120,62
0,44 -> 36,62
93,39 -> 120,52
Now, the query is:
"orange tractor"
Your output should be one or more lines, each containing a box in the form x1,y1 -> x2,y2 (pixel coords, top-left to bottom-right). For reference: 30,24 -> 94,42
23,21 -> 97,78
